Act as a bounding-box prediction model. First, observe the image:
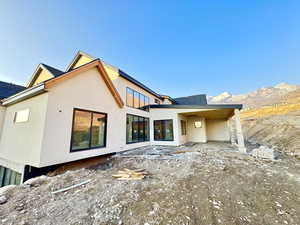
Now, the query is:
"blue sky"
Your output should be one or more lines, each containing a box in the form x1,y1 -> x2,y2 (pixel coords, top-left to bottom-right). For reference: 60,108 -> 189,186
0,1 -> 300,97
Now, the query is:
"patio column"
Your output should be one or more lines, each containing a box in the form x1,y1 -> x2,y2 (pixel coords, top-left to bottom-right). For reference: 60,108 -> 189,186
234,109 -> 246,153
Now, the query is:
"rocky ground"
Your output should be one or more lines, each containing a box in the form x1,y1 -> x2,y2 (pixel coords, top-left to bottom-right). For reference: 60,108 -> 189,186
242,110 -> 300,156
0,142 -> 300,225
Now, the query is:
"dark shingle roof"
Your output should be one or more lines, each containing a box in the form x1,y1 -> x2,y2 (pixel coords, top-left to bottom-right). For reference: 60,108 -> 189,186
41,64 -> 64,77
0,81 -> 26,100
173,94 -> 207,105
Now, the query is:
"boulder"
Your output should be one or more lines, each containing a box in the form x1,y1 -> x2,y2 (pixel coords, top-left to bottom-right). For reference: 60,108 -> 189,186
23,175 -> 50,187
251,146 -> 278,160
0,195 -> 7,204
0,185 -> 17,196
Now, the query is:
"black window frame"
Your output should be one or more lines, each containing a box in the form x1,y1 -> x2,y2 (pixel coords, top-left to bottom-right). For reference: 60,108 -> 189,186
70,108 -> 108,152
126,87 -> 150,112
154,119 -> 174,141
126,114 -> 150,144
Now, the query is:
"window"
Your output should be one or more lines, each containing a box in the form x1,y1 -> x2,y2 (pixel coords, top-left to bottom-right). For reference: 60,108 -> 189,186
126,87 -> 150,111
154,99 -> 160,104
181,120 -> 187,135
14,109 -> 30,123
126,88 -> 134,107
133,91 -> 140,108
71,109 -> 107,151
154,119 -> 174,141
126,114 -> 150,144
0,166 -> 21,187
194,121 -> 202,128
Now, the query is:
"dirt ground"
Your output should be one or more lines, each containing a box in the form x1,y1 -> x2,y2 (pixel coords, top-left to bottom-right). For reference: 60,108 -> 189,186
1,142 -> 300,225
242,110 -> 300,156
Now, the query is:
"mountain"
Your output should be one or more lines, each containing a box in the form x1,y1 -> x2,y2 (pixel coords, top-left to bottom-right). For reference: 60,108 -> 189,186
208,82 -> 300,109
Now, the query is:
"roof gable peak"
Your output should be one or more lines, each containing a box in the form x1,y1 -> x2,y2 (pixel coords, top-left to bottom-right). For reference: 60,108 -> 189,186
66,51 -> 96,72
26,63 -> 64,88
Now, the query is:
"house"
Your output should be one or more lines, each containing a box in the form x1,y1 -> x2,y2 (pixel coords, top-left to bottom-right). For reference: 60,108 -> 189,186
0,51 -> 245,187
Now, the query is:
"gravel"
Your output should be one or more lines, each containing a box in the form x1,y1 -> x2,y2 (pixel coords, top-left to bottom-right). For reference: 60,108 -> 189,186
0,142 -> 299,225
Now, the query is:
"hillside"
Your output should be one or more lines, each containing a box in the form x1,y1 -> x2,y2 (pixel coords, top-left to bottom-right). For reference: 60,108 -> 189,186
208,82 -> 299,109
218,82 -> 300,156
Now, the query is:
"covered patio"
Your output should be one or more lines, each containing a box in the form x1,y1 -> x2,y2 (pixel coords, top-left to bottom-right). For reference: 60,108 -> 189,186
178,107 -> 246,152
150,104 -> 246,152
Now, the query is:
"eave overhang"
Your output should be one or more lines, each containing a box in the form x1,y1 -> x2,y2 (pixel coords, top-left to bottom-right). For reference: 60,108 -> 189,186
2,83 -> 46,106
149,104 -> 243,110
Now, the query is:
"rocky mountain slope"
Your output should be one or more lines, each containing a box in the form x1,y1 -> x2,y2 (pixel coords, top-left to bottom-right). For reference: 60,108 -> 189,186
208,82 -> 300,109
221,82 -> 300,156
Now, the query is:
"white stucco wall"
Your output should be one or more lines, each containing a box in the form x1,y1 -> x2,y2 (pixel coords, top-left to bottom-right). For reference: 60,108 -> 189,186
149,108 -> 179,146
0,105 -> 6,140
0,94 -> 49,167
187,117 -> 207,143
0,157 -> 24,174
39,67 -> 151,167
148,108 -> 218,146
177,114 -> 188,145
206,119 -> 230,141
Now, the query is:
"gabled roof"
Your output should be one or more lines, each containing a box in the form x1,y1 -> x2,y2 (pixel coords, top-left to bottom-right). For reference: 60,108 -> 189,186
67,51 -> 162,99
45,59 -> 124,108
0,81 -> 26,100
27,63 -> 64,88
174,94 -> 207,105
66,51 -> 95,72
41,63 -> 64,77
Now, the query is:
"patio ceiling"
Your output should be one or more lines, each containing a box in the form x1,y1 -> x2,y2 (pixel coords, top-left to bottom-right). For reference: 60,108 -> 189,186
179,108 -> 234,119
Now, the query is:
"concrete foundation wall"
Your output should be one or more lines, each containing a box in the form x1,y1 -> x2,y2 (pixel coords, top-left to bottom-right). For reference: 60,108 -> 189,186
206,119 -> 230,141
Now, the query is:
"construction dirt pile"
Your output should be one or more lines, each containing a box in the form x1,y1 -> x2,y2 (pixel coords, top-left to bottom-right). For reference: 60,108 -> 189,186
1,142 -> 300,225
242,110 -> 300,156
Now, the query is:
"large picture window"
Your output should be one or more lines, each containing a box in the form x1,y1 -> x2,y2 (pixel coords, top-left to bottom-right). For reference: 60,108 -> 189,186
126,114 -> 149,144
154,119 -> 174,141
126,87 -> 150,111
71,109 -> 107,151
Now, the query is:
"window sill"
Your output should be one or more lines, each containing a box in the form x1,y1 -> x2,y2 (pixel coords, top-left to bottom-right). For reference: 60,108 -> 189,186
70,145 -> 106,153
153,139 -> 174,142
126,140 -> 150,145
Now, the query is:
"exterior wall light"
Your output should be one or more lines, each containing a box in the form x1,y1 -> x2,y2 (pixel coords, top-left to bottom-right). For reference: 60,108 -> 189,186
194,121 -> 202,128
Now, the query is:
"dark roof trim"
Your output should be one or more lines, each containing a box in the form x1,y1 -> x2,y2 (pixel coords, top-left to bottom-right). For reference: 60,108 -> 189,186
41,64 -> 64,77
149,104 -> 243,110
118,69 -> 161,99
